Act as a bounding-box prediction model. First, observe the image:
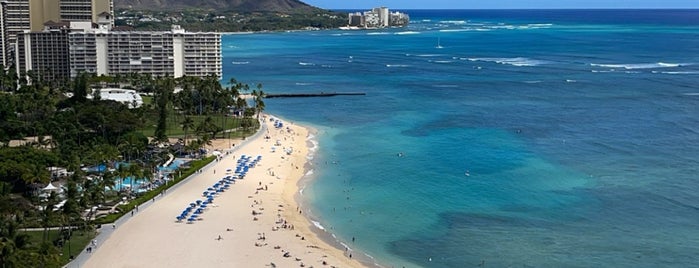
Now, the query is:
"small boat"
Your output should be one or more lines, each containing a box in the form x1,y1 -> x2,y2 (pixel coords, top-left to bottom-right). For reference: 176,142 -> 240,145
436,37 -> 443,49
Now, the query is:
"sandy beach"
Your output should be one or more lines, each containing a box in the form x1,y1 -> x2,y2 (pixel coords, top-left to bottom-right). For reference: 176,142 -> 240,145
81,115 -> 367,268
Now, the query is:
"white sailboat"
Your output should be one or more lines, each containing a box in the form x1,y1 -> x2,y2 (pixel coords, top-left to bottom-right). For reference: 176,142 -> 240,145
436,37 -> 443,49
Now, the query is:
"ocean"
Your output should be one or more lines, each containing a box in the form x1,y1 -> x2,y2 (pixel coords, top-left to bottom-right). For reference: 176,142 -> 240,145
221,10 -> 699,267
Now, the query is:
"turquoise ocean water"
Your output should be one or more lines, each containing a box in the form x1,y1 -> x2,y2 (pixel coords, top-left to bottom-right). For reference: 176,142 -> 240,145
222,10 -> 699,267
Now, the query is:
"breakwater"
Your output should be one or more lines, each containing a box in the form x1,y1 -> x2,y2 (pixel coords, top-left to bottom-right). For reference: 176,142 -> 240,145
264,92 -> 366,98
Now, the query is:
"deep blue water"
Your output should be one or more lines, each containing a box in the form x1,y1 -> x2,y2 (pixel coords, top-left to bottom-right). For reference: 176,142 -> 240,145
221,10 -> 699,267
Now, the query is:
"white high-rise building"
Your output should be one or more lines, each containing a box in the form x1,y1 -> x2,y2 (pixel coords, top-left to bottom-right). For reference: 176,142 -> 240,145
69,23 -> 221,79
347,7 -> 409,29
372,7 -> 389,27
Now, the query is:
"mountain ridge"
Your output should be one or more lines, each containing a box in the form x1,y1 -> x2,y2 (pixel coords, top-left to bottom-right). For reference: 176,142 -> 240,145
114,0 -> 318,12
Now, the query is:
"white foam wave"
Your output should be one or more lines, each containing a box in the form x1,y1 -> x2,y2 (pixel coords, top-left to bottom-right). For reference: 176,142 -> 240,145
566,79 -> 577,83
468,57 -> 547,66
295,82 -> 313,86
487,24 -> 552,30
231,61 -> 249,65
439,28 -> 491,32
386,64 -> 411,68
431,60 -> 453,64
308,138 -> 318,152
395,31 -> 420,35
321,65 -> 333,68
590,62 -> 686,70
299,62 -> 315,66
415,54 -> 442,57
683,93 -> 699,96
656,71 -> 699,75
366,32 -> 390,35
524,80 -> 542,84
311,220 -> 325,230
440,20 -> 467,25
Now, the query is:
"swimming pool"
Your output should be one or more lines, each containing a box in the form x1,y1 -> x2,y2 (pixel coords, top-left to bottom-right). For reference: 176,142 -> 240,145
158,159 -> 187,173
111,176 -> 149,193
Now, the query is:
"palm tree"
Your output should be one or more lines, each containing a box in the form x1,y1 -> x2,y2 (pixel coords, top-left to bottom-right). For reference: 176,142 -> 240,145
0,218 -> 33,266
252,84 -> 266,121
200,134 -> 213,151
181,116 -> 194,148
153,77 -> 174,142
116,164 -> 130,193
127,163 -> 145,194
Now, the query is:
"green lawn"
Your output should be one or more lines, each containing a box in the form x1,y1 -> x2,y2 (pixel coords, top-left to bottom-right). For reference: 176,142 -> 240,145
136,94 -> 259,139
141,95 -> 153,105
137,111 -> 258,139
23,228 -> 96,265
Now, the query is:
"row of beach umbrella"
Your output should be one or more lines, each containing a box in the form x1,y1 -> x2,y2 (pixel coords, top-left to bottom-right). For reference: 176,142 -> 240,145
175,155 -> 262,224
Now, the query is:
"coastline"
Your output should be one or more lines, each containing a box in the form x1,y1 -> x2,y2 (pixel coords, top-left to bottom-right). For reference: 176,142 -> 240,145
277,118 -> 381,268
77,114 -> 367,268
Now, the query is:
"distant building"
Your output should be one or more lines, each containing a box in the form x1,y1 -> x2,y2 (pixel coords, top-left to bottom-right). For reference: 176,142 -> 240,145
346,7 -> 409,28
348,12 -> 363,27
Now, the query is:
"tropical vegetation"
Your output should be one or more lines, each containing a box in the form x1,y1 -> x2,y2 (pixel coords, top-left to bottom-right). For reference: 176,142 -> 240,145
0,65 -> 265,267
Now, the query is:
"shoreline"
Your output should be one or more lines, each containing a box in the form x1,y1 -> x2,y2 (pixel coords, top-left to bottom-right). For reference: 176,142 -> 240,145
278,118 -> 382,268
77,114 -> 370,268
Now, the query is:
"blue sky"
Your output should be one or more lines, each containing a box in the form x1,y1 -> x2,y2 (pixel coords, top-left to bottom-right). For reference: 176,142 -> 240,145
302,0 -> 699,9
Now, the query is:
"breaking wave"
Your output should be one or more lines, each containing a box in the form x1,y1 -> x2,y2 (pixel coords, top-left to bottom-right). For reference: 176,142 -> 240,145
467,57 -> 548,66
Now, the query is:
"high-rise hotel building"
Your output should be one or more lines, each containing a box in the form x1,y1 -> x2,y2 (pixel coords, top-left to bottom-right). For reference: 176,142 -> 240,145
0,0 -> 113,68
7,0 -> 221,82
68,24 -> 222,79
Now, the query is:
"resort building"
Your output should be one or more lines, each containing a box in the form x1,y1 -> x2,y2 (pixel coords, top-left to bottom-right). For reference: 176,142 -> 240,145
68,24 -> 222,79
60,0 -> 113,27
1,0 -> 30,67
347,7 -> 409,28
15,21 -> 72,83
15,8 -> 221,82
0,0 -> 112,68
0,1 -> 9,67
